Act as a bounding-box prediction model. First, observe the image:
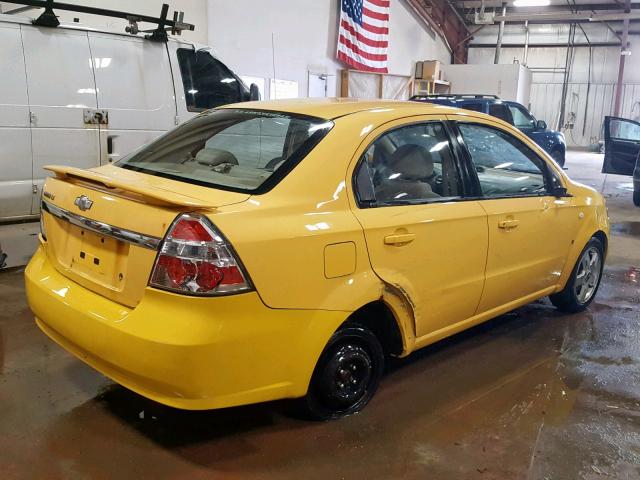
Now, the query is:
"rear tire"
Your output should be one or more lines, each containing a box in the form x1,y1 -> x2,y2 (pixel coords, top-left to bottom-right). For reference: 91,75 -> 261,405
633,188 -> 640,207
550,237 -> 604,313
302,325 -> 384,420
551,149 -> 565,168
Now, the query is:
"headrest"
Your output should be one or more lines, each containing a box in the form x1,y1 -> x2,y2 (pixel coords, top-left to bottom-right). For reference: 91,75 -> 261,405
388,144 -> 434,180
195,148 -> 239,167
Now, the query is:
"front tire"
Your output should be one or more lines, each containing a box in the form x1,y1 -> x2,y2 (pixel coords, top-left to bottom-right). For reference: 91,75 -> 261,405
302,325 -> 384,420
633,187 -> 640,207
550,237 -> 604,313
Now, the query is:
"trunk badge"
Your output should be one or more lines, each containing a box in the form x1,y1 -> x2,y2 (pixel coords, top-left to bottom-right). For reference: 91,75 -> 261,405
43,191 -> 55,201
74,195 -> 94,211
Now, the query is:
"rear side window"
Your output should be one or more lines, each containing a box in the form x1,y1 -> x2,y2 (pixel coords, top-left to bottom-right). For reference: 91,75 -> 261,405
177,49 -> 244,111
488,103 -> 514,125
118,109 -> 333,193
458,123 -> 548,197
355,122 -> 462,206
462,103 -> 484,113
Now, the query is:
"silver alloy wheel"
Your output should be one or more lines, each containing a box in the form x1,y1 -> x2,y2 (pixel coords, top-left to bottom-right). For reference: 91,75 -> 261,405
573,246 -> 602,304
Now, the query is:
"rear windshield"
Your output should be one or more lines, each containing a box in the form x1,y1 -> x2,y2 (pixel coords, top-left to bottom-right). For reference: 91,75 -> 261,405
118,109 -> 333,193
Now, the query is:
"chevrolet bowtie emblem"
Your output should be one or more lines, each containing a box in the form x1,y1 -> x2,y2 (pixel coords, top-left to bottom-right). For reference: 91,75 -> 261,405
74,195 -> 93,211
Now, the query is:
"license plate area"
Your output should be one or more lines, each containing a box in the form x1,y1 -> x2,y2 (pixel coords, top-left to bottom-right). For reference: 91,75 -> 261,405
65,226 -> 129,291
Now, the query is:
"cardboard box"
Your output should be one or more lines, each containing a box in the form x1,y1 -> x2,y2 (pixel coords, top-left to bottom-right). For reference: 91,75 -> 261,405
415,60 -> 440,80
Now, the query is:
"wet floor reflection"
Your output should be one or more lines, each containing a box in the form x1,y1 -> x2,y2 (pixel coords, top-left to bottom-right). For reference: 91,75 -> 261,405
610,221 -> 640,238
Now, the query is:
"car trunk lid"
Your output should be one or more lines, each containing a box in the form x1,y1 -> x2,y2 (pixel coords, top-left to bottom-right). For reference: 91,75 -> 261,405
40,165 -> 249,308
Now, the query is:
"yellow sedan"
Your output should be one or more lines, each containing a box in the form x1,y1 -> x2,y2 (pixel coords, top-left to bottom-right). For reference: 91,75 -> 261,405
25,99 -> 609,419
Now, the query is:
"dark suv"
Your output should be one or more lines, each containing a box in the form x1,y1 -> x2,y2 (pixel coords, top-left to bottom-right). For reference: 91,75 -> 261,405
411,94 -> 566,167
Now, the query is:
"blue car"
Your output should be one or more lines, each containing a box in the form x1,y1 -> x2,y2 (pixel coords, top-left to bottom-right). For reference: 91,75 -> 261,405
411,95 -> 566,167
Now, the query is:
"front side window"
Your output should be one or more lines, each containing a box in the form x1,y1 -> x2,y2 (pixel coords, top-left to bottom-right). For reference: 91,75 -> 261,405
458,123 -> 548,197
508,104 -> 536,129
488,103 -> 514,125
355,122 -> 462,205
118,109 -> 332,193
177,49 -> 244,111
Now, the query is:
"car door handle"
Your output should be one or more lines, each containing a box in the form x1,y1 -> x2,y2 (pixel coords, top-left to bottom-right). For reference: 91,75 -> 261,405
498,219 -> 520,229
384,233 -> 416,245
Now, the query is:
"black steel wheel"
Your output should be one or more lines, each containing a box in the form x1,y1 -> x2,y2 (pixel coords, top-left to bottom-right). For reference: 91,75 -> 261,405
303,325 -> 384,420
550,237 -> 604,313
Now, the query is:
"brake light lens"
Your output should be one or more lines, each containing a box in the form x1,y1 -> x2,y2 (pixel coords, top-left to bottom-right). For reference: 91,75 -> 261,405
149,213 -> 251,295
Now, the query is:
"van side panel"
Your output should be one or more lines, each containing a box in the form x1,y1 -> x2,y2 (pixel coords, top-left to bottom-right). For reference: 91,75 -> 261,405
0,23 -> 33,219
88,33 -> 177,164
22,25 -> 101,215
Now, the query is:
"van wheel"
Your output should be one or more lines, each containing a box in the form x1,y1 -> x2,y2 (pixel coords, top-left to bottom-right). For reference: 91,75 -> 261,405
303,325 -> 384,420
633,188 -> 640,207
550,237 -> 604,313
551,149 -> 565,167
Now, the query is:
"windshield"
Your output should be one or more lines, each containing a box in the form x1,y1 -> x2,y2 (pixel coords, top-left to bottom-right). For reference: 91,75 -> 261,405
118,109 -> 333,193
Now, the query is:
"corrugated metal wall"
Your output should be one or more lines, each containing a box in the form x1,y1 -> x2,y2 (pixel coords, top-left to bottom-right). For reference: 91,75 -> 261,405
468,24 -> 640,148
530,82 -> 640,148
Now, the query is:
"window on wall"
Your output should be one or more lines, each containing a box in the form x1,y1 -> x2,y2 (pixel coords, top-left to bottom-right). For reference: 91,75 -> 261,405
355,122 -> 462,205
177,49 -> 243,111
458,123 -> 548,197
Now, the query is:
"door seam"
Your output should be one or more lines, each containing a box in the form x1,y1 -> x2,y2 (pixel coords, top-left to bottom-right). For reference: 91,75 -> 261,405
473,200 -> 491,316
19,25 -> 36,215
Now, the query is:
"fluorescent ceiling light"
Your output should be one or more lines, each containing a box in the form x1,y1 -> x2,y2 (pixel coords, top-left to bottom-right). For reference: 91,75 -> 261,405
513,0 -> 551,6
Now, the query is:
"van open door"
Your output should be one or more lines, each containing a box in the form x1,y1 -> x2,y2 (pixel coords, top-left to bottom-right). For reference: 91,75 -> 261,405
602,116 -> 640,176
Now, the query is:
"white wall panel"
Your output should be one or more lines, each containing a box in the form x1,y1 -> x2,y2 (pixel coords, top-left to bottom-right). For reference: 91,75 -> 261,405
207,0 -> 451,97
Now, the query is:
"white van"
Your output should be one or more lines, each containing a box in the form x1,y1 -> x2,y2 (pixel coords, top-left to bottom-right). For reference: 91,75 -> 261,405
0,12 -> 255,224
0,6 -> 258,269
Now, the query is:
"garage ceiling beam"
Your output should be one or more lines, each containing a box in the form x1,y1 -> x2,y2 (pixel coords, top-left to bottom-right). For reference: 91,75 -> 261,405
456,1 -> 640,10
494,11 -> 640,23
469,41 -> 621,47
468,10 -> 640,24
405,0 -> 472,63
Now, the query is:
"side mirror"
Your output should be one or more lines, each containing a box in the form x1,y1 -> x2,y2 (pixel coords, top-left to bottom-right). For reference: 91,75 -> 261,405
536,120 -> 547,130
551,185 -> 570,198
249,83 -> 261,101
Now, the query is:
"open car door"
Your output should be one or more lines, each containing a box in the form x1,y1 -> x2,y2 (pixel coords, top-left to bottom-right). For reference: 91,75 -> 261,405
602,116 -> 640,176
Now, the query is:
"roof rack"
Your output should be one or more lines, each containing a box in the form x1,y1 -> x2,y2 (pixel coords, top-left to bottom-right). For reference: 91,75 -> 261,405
410,94 -> 500,101
1,0 -> 195,41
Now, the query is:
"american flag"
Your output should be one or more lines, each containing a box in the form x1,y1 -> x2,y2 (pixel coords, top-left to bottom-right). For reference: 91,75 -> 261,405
337,0 -> 390,73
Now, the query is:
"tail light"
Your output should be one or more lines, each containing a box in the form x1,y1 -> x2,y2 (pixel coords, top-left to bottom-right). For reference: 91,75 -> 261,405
149,213 -> 252,296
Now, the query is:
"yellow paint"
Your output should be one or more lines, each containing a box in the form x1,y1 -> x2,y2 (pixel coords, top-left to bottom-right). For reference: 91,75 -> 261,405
25,99 -> 610,410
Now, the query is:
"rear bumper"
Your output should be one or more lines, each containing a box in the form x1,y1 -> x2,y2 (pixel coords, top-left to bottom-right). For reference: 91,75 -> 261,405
25,246 -> 346,410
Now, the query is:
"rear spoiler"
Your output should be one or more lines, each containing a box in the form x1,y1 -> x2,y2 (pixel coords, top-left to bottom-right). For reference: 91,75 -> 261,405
44,165 -> 214,208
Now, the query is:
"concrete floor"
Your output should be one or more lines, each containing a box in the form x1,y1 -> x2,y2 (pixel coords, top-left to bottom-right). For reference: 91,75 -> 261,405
1,151 -> 639,479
